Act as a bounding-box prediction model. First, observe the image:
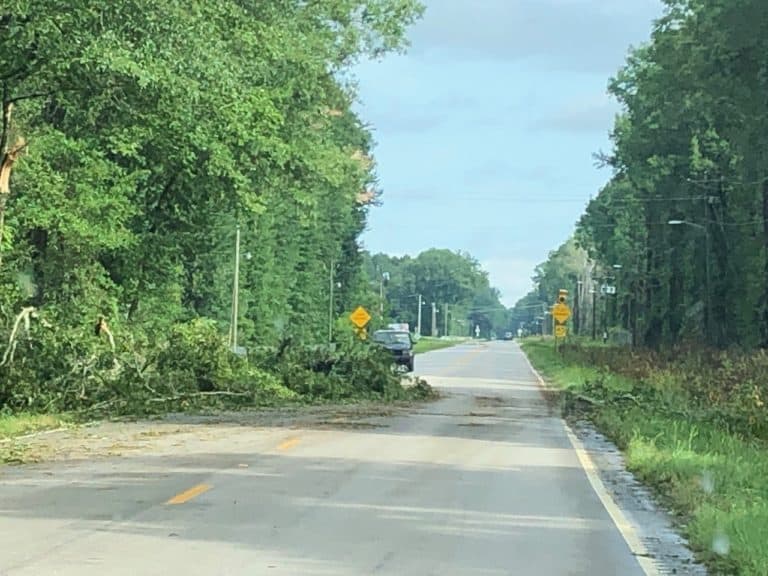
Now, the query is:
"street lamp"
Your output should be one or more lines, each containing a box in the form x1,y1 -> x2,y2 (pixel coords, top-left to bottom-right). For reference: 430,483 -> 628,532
668,219 -> 711,342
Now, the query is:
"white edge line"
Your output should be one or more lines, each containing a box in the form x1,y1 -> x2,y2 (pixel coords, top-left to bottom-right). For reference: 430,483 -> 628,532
516,343 -> 660,576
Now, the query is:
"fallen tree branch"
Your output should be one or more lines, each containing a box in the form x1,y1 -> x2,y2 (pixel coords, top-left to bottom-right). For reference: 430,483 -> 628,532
146,391 -> 252,403
95,316 -> 115,352
571,393 -> 606,406
1,306 -> 36,367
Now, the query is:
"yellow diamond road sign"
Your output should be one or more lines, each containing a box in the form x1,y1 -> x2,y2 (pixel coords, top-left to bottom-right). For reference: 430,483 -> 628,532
350,306 -> 371,329
553,302 -> 571,324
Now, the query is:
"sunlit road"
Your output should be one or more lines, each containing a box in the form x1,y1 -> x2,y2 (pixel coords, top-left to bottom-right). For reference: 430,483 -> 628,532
0,341 -> 649,575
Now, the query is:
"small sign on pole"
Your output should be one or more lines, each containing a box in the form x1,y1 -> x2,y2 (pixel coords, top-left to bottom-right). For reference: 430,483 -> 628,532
553,289 -> 572,351
552,302 -> 571,324
350,306 -> 371,329
350,306 -> 371,340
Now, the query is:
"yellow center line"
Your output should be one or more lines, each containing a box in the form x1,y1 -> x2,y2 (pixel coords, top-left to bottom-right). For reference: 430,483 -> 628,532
276,436 -> 301,451
450,345 -> 485,370
166,483 -> 212,505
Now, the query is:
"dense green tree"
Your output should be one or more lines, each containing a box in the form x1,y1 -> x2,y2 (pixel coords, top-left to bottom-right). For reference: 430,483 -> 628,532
362,248 -> 509,337
509,237 -> 589,336
0,0 -> 425,407
525,0 -> 768,350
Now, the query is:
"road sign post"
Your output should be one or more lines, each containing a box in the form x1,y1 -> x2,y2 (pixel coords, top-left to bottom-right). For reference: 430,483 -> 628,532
350,306 -> 371,340
552,303 -> 571,324
553,290 -> 572,352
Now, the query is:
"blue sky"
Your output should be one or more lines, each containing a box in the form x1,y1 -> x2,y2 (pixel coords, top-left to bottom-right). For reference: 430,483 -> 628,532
354,0 -> 664,306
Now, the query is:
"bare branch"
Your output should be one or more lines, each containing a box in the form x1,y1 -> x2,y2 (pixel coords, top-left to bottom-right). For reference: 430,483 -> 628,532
1,306 -> 36,367
0,84 -> 10,157
147,391 -> 252,402
0,136 -> 28,194
8,91 -> 50,105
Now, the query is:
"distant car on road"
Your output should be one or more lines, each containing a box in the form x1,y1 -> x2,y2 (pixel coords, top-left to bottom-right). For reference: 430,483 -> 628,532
372,329 -> 415,372
503,331 -> 514,341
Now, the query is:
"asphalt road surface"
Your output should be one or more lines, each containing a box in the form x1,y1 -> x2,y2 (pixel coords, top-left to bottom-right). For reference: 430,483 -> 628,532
0,341 -> 652,575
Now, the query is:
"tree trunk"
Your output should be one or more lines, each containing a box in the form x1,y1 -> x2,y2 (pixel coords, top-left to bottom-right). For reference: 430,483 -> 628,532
0,96 -> 27,268
762,178 -> 768,346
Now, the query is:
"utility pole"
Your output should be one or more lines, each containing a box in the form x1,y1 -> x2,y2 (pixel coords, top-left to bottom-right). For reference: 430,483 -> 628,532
379,277 -> 384,318
575,280 -> 582,336
328,259 -> 334,344
379,272 -> 389,319
230,225 -> 241,352
431,302 -> 437,337
417,294 -> 423,336
444,303 -> 449,337
591,285 -> 597,341
705,226 -> 711,343
668,218 -> 712,343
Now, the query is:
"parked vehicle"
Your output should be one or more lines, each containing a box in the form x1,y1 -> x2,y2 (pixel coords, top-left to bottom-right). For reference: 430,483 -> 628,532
372,329 -> 415,372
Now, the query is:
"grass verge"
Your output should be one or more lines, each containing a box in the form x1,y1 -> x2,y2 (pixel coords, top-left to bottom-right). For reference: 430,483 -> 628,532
413,337 -> 464,354
0,413 -> 70,439
521,337 -> 768,576
0,413 -> 72,464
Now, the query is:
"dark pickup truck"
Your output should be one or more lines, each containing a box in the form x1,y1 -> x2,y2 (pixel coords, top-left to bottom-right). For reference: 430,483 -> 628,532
372,329 -> 415,372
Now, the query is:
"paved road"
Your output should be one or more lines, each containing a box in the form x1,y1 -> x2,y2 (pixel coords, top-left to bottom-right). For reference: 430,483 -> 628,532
0,341 -> 649,575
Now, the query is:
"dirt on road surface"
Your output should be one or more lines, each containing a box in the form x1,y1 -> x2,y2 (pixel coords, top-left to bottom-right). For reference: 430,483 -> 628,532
1,402 -> 417,466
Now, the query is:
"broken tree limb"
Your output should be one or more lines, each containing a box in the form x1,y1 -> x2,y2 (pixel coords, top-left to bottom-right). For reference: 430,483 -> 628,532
146,391 -> 252,402
1,306 -> 36,367
94,316 -> 116,352
0,134 -> 28,267
0,136 -> 25,194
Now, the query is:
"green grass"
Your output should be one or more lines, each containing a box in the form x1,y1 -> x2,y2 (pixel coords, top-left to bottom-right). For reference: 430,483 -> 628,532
412,337 -> 464,354
0,413 -> 71,464
0,413 -> 70,440
521,337 -> 768,575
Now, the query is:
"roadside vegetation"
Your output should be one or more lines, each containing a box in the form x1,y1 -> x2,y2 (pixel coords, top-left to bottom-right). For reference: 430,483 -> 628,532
513,5 -> 768,573
0,413 -> 69,439
523,338 -> 768,576
364,250 -> 509,338
0,1 -> 461,432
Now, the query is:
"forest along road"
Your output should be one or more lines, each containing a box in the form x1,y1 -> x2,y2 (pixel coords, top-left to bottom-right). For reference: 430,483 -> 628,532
0,341 -> 652,576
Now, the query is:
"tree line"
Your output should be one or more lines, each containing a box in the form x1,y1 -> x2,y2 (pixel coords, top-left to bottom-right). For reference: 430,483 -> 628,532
515,0 -> 768,349
0,1 -> 426,412
363,249 -> 509,338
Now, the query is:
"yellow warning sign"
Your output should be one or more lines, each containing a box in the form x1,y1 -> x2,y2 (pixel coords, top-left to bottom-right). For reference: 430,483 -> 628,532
349,306 -> 371,329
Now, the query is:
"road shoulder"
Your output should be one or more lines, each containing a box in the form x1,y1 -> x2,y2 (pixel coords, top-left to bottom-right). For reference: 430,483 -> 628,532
0,402 -> 427,465
518,342 -> 708,576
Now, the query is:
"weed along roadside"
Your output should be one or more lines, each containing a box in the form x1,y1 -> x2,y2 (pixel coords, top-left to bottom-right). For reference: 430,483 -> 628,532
521,337 -> 768,576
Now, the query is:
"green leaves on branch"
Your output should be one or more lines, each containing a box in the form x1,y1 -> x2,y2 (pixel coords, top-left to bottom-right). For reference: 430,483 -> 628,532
0,0 -> 425,413
526,0 -> 768,349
